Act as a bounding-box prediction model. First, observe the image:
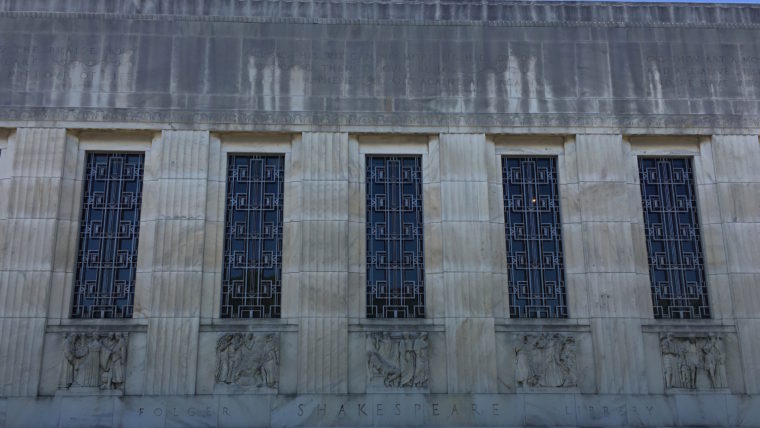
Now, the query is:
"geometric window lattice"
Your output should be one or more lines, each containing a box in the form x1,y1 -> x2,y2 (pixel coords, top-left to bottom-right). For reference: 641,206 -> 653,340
502,157 -> 567,318
72,153 -> 144,318
366,155 -> 425,318
638,157 -> 710,319
221,154 -> 284,318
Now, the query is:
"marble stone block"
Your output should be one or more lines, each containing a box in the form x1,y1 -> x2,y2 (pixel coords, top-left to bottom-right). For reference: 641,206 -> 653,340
439,134 -> 488,182
441,221 -> 500,273
297,317 -> 348,394
712,135 -> 760,183
591,318 -> 647,394
576,134 -> 626,182
696,182 -> 722,225
300,221 -> 349,273
581,222 -> 636,273
296,133 -> 349,181
723,223 -> 760,273
444,318 -> 497,393
144,318 -> 200,395
300,180 -> 349,221
0,317 -> 46,396
579,181 -> 638,222
737,319 -> 760,394
298,272 -> 348,317
587,272 -> 649,318
717,182 -> 760,223
729,273 -> 760,318
440,181 -> 490,222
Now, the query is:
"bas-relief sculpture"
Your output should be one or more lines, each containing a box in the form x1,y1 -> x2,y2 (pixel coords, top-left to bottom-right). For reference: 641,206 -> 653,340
215,333 -> 279,390
660,334 -> 727,390
367,332 -> 429,389
60,332 -> 127,391
514,333 -> 577,388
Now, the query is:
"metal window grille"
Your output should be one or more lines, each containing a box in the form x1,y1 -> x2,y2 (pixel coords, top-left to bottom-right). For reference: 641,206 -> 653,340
638,157 -> 709,319
72,153 -> 144,318
502,157 -> 567,318
366,155 -> 425,318
221,154 -> 284,318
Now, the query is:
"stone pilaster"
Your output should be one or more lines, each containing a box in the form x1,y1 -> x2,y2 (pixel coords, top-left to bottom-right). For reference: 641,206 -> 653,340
291,132 -> 349,393
711,135 -> 760,394
576,134 -> 648,394
0,128 -> 71,396
140,130 -> 209,394
439,133 -> 500,393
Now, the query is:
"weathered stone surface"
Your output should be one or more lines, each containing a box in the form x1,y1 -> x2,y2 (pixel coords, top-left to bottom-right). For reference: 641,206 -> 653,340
0,4 -> 760,131
0,2 -> 758,427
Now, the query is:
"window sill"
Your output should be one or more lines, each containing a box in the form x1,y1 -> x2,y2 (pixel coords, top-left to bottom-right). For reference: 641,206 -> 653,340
496,318 -> 591,332
200,318 -> 298,332
641,319 -> 736,334
46,319 -> 148,333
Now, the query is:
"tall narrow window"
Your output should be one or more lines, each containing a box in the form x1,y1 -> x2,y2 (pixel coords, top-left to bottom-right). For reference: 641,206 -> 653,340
638,157 -> 709,319
72,153 -> 144,318
502,157 -> 567,318
366,155 -> 424,318
221,154 -> 284,318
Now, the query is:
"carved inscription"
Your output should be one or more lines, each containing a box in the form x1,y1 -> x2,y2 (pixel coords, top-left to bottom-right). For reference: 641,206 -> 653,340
60,332 -> 127,391
514,333 -> 577,388
660,334 -> 726,389
367,332 -> 429,389
1,43 -> 136,89
645,52 -> 760,91
215,333 -> 279,390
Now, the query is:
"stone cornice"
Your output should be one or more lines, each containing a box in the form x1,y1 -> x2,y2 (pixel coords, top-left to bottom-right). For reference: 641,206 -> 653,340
3,0 -> 760,28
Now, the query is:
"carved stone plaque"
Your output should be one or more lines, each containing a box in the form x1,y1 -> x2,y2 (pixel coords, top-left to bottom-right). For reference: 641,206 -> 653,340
660,334 -> 727,390
367,332 -> 429,389
514,333 -> 577,388
60,332 -> 128,392
215,333 -> 279,391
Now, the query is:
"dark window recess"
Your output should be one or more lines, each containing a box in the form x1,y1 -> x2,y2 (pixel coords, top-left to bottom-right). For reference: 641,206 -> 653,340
366,155 -> 425,318
72,153 -> 144,318
221,154 -> 284,318
639,157 -> 709,319
502,157 -> 567,318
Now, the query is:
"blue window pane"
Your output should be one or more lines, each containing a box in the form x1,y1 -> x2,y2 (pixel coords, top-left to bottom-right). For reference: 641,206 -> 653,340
366,155 -> 424,318
72,153 -> 144,318
221,155 -> 284,318
639,157 -> 709,319
503,157 -> 567,318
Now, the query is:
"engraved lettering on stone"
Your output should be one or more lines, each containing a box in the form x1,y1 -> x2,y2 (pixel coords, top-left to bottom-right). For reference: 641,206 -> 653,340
367,332 -> 429,388
660,334 -> 726,389
60,332 -> 127,391
514,333 -> 577,388
215,333 -> 279,389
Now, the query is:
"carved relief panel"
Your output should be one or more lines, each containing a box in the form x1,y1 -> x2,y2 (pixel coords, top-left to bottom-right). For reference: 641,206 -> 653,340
215,333 -> 279,392
59,332 -> 128,392
514,333 -> 577,388
660,334 -> 727,390
366,332 -> 429,390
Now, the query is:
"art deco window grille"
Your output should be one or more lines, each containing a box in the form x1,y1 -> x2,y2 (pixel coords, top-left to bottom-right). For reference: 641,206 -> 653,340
72,153 -> 144,318
366,155 -> 425,318
638,157 -> 709,319
502,157 -> 567,318
221,154 -> 284,318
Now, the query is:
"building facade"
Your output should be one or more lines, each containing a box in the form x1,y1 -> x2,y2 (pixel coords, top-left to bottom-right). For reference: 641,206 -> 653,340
0,1 -> 759,426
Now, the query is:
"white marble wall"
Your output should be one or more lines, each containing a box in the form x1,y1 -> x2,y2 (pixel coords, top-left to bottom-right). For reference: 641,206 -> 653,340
0,128 -> 71,396
290,132 -> 350,394
0,128 -> 758,426
439,134 -> 500,393
711,135 -> 760,394
141,130 -> 210,394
